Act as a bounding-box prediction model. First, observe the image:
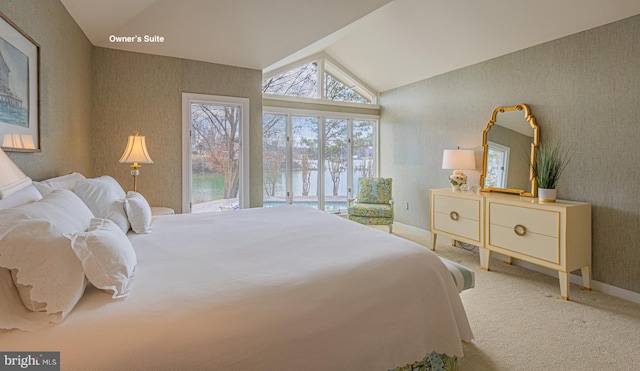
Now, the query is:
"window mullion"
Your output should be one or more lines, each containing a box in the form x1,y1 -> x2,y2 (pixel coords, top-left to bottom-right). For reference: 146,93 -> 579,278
286,114 -> 293,205
318,116 -> 325,211
318,56 -> 325,100
347,119 -> 354,200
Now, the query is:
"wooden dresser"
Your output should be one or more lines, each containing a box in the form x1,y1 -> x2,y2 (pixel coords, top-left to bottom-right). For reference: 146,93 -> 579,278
429,188 -> 591,300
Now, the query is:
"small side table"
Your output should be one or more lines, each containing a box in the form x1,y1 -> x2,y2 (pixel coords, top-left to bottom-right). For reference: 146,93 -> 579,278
151,207 -> 175,216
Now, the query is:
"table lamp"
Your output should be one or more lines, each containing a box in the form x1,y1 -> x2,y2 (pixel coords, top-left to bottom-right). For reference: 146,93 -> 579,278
0,147 -> 31,199
119,131 -> 153,192
442,149 -> 475,191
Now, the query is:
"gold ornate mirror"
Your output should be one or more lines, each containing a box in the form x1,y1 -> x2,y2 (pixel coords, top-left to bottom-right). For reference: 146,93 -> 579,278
480,104 -> 540,197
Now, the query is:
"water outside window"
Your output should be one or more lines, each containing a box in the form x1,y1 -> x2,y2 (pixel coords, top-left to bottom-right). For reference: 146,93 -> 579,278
324,118 -> 348,211
262,114 -> 376,213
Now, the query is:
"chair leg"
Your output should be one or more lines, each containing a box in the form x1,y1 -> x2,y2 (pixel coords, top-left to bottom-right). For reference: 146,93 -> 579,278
388,224 -> 393,233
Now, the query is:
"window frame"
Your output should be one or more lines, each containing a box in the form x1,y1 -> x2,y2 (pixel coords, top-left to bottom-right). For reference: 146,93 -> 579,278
181,93 -> 250,213
263,106 -> 379,212
263,53 -> 379,108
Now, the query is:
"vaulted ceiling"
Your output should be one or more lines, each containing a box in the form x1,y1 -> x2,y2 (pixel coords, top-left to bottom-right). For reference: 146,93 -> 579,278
62,0 -> 640,93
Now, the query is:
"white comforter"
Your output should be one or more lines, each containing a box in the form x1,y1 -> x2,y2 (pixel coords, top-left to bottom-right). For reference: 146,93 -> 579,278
0,206 -> 472,370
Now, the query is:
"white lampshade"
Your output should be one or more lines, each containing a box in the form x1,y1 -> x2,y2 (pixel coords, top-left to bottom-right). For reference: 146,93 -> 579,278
0,147 -> 31,199
20,135 -> 35,150
442,149 -> 475,170
2,134 -> 20,148
119,132 -> 153,165
2,134 -> 35,150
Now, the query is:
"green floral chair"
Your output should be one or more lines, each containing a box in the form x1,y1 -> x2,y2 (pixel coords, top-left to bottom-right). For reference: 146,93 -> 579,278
348,177 -> 394,233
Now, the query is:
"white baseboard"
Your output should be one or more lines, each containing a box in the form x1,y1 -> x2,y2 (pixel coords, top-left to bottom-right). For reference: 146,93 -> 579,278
394,221 -> 431,236
510,259 -> 640,305
394,222 -> 640,305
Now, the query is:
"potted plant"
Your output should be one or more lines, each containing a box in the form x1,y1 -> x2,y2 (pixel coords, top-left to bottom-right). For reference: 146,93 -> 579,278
531,142 -> 572,202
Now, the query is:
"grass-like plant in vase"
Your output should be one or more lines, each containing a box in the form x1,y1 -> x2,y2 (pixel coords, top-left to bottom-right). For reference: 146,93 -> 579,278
531,142 -> 573,202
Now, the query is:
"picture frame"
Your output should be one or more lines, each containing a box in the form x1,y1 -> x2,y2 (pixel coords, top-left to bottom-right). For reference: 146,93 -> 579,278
0,11 -> 40,152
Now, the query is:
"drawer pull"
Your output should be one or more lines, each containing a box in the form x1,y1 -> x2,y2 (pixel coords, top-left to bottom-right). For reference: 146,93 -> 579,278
514,224 -> 527,236
449,211 -> 460,221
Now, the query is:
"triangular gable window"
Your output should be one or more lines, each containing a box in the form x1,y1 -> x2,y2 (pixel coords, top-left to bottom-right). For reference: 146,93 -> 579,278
324,73 -> 369,104
262,61 -> 318,99
263,54 -> 377,105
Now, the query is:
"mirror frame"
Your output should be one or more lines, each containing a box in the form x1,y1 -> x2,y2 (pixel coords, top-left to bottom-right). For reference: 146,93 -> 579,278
480,104 -> 540,197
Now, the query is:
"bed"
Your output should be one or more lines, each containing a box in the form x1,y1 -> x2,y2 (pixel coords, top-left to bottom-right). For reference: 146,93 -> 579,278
0,173 -> 473,370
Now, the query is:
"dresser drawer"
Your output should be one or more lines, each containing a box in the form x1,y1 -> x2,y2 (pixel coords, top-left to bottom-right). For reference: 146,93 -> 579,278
488,202 -> 560,264
433,194 -> 480,242
433,194 -> 480,220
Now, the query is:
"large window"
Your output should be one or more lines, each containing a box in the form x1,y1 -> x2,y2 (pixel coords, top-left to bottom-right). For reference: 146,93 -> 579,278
262,54 -> 378,212
262,61 -> 318,99
263,54 -> 377,104
262,111 -> 377,213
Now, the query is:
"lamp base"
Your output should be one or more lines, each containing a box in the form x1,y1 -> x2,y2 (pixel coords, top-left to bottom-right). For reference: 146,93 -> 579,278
130,163 -> 141,192
449,170 -> 467,191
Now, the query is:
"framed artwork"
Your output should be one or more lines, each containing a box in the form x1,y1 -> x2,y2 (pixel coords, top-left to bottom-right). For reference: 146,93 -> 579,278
0,11 -> 39,152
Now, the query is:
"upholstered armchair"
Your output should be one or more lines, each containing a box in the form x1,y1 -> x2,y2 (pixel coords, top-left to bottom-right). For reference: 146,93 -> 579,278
348,177 -> 394,233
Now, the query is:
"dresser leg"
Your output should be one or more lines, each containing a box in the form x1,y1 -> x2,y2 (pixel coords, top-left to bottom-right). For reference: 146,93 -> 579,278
430,233 -> 437,251
479,248 -> 491,271
451,239 -> 456,247
559,271 -> 570,300
581,266 -> 592,291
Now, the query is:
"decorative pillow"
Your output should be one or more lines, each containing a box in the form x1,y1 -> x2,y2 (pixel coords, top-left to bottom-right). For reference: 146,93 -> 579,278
0,189 -> 94,234
124,191 -> 152,234
0,220 -> 87,326
65,218 -> 137,298
33,172 -> 86,197
0,190 -> 93,328
0,184 -> 42,210
0,267 -> 50,332
74,176 -> 130,233
11,269 -> 46,311
31,181 -> 53,197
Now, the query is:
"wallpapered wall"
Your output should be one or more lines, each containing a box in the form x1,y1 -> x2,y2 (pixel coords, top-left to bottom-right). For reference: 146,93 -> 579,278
380,14 -> 640,293
1,0 -> 263,213
1,0 -> 93,179
92,48 -> 263,213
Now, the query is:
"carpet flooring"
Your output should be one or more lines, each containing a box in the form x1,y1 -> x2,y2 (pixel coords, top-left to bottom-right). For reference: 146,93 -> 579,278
384,223 -> 640,371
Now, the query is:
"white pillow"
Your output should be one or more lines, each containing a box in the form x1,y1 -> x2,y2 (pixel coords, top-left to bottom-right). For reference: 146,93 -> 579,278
0,267 -> 51,332
0,190 -> 93,327
0,184 -> 42,210
11,269 -> 46,311
74,176 -> 130,233
33,172 -> 86,196
0,189 -> 93,234
124,191 -> 152,234
0,220 -> 87,326
65,218 -> 137,299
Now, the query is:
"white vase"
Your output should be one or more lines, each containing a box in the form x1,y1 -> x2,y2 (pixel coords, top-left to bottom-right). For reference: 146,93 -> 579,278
449,171 -> 467,192
538,188 -> 557,203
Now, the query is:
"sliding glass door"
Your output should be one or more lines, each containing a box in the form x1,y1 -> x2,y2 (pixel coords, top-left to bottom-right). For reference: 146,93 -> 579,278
262,111 -> 377,213
352,119 -> 376,202
324,118 -> 348,212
